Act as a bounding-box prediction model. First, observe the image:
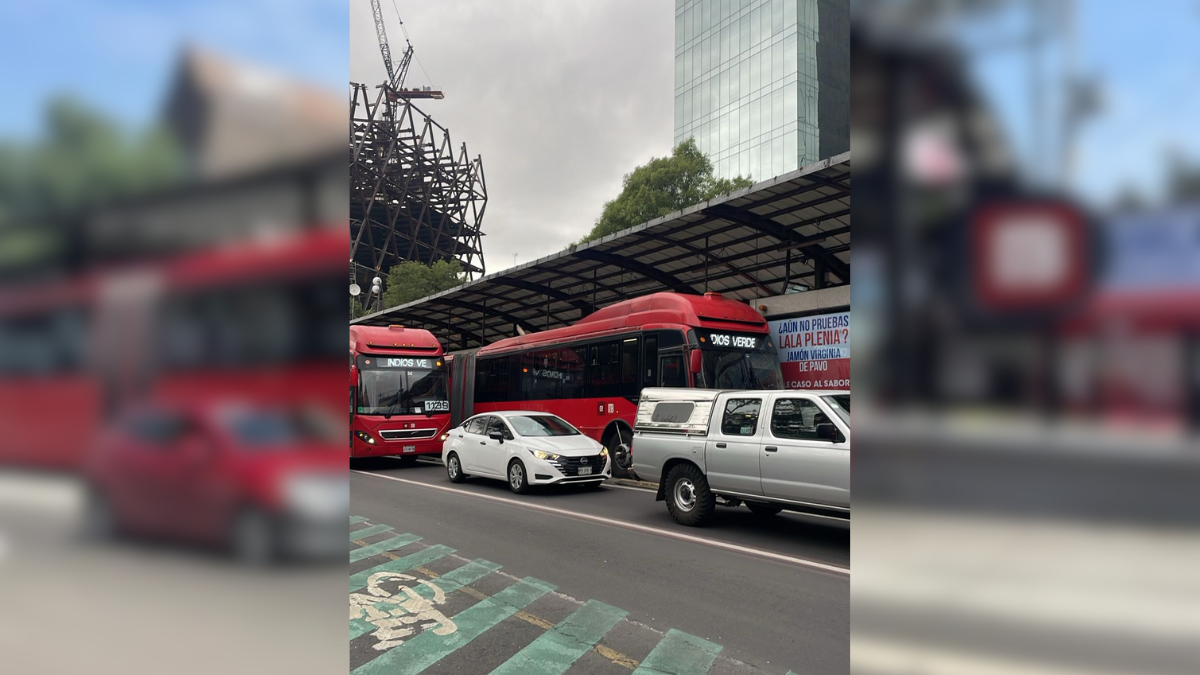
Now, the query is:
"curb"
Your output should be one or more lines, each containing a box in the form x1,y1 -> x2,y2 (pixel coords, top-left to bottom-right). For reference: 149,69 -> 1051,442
614,478 -> 659,490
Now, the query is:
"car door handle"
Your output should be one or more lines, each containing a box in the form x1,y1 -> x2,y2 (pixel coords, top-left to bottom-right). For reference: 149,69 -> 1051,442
715,442 -> 727,448
764,446 -> 778,452
479,441 -> 487,445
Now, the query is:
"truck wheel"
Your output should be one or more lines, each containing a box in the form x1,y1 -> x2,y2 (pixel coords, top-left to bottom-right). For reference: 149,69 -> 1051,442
746,502 -> 784,516
507,460 -> 531,494
446,453 -> 467,483
664,464 -> 715,527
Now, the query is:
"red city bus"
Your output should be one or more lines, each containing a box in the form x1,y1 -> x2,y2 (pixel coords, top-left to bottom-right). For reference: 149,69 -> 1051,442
349,325 -> 452,463
447,291 -> 783,467
0,227 -> 347,470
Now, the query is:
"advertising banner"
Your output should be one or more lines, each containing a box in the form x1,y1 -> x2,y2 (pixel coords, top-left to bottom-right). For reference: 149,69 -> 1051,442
769,311 -> 850,390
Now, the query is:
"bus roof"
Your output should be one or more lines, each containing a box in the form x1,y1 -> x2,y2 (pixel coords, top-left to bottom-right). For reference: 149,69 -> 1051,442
478,291 -> 769,356
350,324 -> 443,355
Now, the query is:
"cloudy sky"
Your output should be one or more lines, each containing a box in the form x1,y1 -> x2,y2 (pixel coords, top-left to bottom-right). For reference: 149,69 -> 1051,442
350,0 -> 676,272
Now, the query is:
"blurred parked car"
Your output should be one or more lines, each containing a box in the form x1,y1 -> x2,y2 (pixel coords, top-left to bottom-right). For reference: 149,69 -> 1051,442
82,400 -> 347,563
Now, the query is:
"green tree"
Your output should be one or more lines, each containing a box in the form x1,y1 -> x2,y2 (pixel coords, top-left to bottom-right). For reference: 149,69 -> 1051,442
381,259 -> 466,309
0,95 -> 183,225
580,138 -> 753,243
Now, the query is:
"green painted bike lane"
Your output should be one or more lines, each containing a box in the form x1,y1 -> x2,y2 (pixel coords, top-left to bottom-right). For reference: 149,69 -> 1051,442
348,517 -> 792,675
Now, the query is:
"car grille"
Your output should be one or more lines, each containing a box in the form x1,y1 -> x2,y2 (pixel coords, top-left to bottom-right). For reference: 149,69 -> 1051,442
550,454 -> 606,476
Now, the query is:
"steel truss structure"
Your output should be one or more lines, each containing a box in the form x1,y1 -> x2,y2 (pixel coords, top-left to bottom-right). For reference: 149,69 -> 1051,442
350,82 -> 487,283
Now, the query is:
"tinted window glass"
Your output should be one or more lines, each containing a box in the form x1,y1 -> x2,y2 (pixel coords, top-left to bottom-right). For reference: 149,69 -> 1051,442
643,335 -> 658,387
589,341 -> 621,397
651,402 -> 694,423
658,330 -> 686,350
620,338 -> 639,391
720,398 -> 761,436
466,417 -> 487,435
660,355 -> 686,387
559,346 -> 586,398
486,416 -> 512,439
508,415 -> 580,437
770,398 -> 833,441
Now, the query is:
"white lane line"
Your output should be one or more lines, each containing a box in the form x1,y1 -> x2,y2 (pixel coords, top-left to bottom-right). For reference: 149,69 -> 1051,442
353,470 -> 849,577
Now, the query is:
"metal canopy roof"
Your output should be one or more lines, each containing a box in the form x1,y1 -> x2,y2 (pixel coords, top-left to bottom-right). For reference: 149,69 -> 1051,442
352,152 -> 850,352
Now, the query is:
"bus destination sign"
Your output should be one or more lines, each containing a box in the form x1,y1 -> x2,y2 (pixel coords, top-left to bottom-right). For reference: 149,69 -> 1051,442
701,331 -> 759,350
358,356 -> 438,370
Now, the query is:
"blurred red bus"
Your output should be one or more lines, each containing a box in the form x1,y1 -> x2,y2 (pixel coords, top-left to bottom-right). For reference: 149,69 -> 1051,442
0,228 -> 347,470
446,291 -> 783,465
348,325 -> 452,462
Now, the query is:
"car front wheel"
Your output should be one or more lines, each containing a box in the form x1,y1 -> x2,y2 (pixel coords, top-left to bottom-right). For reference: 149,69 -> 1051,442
664,463 -> 715,527
446,453 -> 467,483
507,460 -> 531,495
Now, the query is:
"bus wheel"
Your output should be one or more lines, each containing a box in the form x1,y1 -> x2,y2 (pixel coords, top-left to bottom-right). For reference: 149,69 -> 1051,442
605,427 -> 634,480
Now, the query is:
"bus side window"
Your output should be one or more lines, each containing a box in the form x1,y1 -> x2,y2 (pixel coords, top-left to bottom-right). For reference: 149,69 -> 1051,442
643,335 -> 658,389
660,355 -> 686,387
619,337 -> 639,398
560,346 -> 585,398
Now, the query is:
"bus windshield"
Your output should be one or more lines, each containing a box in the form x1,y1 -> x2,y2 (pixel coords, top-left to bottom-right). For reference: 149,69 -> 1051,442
356,355 -> 449,416
698,331 -> 783,390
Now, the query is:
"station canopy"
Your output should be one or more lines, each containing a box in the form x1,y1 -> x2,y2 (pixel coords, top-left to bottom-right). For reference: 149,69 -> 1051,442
352,152 -> 850,352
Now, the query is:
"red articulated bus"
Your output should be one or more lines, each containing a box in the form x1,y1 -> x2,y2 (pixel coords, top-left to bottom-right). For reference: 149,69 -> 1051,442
349,325 -> 452,462
0,228 -> 348,470
446,291 -> 783,468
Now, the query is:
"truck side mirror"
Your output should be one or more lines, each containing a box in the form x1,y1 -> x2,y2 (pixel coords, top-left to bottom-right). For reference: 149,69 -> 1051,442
815,422 -> 841,443
688,349 -> 703,375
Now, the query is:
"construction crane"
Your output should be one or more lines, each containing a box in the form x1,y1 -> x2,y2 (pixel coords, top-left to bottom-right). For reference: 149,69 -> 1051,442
369,0 -> 444,100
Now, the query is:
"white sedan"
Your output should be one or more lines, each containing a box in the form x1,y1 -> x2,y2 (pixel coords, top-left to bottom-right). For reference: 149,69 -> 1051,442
441,412 -> 611,493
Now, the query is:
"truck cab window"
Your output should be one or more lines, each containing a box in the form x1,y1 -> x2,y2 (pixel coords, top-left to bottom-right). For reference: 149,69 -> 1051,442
770,398 -> 830,441
720,398 -> 761,436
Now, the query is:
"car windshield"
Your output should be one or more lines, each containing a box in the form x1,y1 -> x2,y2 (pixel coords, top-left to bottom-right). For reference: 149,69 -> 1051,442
822,394 -> 850,425
507,415 -> 579,437
357,361 -> 449,417
699,334 -> 783,390
220,408 -> 341,448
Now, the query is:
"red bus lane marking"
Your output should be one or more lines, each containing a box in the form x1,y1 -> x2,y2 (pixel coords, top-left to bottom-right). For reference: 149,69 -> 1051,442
352,470 -> 849,576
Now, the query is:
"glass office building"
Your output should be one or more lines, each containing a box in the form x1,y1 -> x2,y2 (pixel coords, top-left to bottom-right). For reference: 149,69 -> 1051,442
674,0 -> 848,182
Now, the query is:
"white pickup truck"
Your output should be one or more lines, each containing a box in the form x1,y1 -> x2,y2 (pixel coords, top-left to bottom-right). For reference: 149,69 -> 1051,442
627,388 -> 850,527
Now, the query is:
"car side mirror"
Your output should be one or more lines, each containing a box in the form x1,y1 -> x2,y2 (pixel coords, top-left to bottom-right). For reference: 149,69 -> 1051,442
488,431 -> 505,443
815,422 -> 841,443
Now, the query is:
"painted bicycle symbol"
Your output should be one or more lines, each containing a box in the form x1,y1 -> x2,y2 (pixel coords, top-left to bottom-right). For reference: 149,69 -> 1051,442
349,571 -> 457,650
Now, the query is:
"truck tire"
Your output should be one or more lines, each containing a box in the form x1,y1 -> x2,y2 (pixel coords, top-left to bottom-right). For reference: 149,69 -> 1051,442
664,464 -> 715,527
746,502 -> 784,516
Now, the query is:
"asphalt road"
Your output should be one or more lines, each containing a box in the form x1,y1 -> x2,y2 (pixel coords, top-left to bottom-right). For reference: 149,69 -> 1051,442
350,456 -> 849,675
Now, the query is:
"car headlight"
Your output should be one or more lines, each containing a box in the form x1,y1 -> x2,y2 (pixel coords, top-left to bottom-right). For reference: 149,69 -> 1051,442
354,430 -> 376,445
599,446 -> 609,458
283,473 -> 348,519
531,449 -> 560,461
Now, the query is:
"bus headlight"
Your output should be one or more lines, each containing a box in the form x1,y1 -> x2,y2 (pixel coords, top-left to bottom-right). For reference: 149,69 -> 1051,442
439,432 -> 449,442
354,430 -> 376,445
